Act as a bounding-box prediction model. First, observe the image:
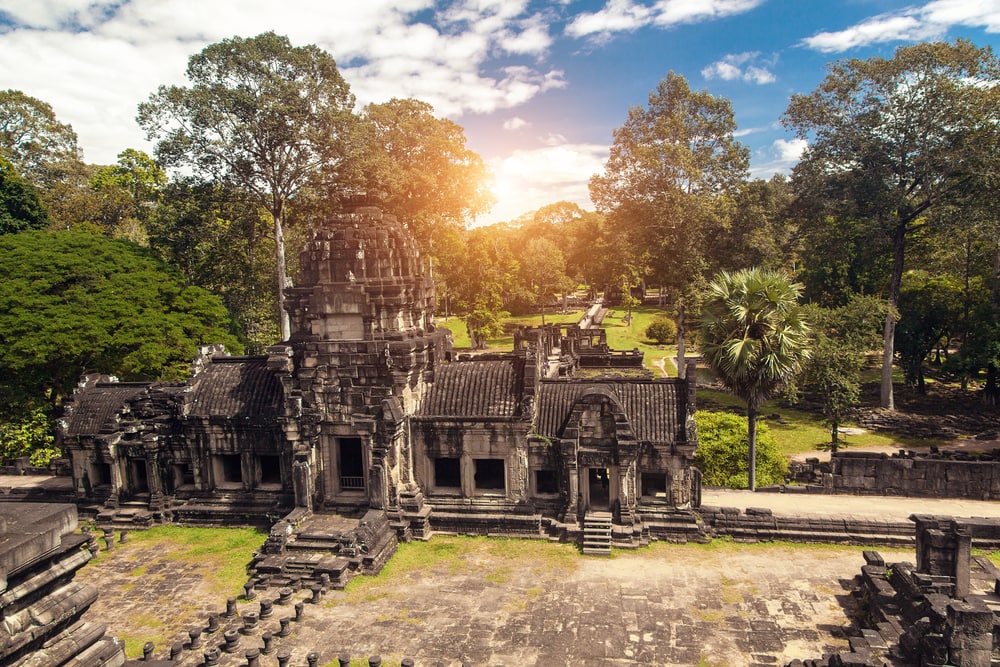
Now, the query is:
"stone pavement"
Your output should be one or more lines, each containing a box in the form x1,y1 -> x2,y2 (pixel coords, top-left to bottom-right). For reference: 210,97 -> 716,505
77,529 -> 921,667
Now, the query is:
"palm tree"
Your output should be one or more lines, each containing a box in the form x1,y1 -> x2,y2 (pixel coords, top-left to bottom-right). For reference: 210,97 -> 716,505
698,268 -> 811,491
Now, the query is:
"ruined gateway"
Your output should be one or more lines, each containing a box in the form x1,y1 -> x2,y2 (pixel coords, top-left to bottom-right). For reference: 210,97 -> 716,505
58,199 -> 701,576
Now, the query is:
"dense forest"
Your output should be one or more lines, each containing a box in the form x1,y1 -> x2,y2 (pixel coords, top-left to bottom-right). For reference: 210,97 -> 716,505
3,34 -> 1000,465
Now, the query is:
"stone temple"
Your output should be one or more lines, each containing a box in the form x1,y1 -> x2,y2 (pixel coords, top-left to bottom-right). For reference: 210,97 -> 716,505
57,198 -> 701,574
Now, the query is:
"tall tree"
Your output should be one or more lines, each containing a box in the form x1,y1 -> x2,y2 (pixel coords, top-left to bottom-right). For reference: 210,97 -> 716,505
519,238 -> 572,325
137,32 -> 357,341
0,230 -> 240,412
801,295 -> 888,450
0,156 -> 48,234
698,268 -> 810,491
356,98 -> 493,255
0,89 -> 80,182
89,149 -> 167,242
590,71 -> 749,377
783,39 -> 1000,409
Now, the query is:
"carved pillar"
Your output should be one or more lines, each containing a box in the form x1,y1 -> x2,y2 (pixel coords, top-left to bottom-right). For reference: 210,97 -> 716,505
292,455 -> 313,511
143,439 -> 164,512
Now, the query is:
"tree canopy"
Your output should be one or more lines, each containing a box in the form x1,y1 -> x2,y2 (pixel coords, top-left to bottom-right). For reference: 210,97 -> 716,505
0,89 -> 80,181
0,156 -> 48,234
784,39 -> 1000,409
0,230 -> 240,410
138,31 -> 358,340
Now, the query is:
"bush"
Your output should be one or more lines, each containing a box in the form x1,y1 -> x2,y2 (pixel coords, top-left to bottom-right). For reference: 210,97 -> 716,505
693,411 -> 788,489
644,316 -> 677,344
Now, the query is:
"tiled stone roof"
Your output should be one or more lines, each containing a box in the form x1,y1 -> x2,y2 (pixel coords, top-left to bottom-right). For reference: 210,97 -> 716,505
418,360 -> 520,417
536,380 -> 682,443
187,356 -> 283,419
63,383 -> 150,436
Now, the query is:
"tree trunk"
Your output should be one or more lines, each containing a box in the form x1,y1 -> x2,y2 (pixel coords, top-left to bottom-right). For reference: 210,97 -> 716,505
676,298 -> 686,380
273,203 -> 291,342
881,221 -> 907,410
747,403 -> 757,492
986,237 -> 1000,405
830,417 -> 839,453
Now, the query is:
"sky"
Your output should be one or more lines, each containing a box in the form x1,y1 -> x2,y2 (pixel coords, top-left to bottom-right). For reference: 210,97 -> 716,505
1,0 -> 999,225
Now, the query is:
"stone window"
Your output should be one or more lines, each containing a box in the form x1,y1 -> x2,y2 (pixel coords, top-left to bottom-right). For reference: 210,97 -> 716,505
214,454 -> 242,486
90,461 -> 111,488
641,472 -> 668,498
259,455 -> 281,486
534,469 -> 558,496
474,458 -> 505,493
338,438 -> 365,491
433,457 -> 461,491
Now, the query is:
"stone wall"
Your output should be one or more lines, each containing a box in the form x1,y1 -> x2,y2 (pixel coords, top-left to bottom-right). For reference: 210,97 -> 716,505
788,450 -> 1000,500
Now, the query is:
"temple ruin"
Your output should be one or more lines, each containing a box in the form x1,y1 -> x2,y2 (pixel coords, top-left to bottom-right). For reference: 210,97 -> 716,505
58,198 -> 702,577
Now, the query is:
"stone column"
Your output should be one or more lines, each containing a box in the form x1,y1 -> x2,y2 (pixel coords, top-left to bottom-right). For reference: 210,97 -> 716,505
143,438 -> 164,511
952,521 -> 973,599
945,600 -> 993,667
292,455 -> 313,510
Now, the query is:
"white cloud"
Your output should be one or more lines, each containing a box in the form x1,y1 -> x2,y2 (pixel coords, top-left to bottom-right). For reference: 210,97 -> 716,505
503,117 -> 531,130
702,52 -> 776,84
800,0 -> 1000,53
478,143 -> 608,224
567,0 -> 763,38
749,137 -> 807,179
0,0 -> 563,163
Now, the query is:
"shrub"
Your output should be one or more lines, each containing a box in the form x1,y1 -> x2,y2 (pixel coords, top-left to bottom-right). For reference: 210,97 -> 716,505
693,411 -> 788,489
645,316 -> 677,344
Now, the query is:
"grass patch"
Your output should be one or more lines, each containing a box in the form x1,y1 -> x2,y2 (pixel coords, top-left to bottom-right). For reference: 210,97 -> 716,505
121,525 -> 265,598
697,387 -> 942,456
599,305 -> 694,376
436,317 -> 470,348
332,536 -> 578,607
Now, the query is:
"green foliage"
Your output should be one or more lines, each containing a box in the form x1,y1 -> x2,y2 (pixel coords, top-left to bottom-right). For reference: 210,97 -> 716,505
645,316 -> 677,345
356,98 -> 494,255
694,411 -> 788,489
895,271 -> 964,392
0,402 -> 58,466
699,267 -> 810,490
0,156 -> 48,234
0,89 -> 80,182
0,230 -> 240,411
800,295 -> 889,448
138,31 -> 357,339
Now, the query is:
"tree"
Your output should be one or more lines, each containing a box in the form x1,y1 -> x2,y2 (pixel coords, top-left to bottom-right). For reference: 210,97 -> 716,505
356,98 -> 493,254
698,267 -> 810,491
0,156 -> 48,234
693,411 -> 788,489
895,272 -> 964,393
783,39 -> 1000,410
645,316 -> 677,345
89,149 -> 167,242
519,238 -> 572,325
0,230 -> 240,412
149,179 -> 279,353
0,89 -> 80,182
138,32 -> 357,341
801,295 -> 888,450
590,71 -> 749,377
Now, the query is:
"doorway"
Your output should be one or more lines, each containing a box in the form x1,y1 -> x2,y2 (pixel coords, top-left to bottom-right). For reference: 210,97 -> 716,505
588,467 -> 610,510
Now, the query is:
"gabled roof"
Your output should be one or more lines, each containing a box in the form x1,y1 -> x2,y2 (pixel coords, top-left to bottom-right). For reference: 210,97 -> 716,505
535,380 -> 684,443
186,356 -> 283,419
418,360 -> 521,418
63,383 -> 150,437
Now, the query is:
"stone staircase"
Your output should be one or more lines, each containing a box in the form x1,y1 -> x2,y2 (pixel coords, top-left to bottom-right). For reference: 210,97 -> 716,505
582,511 -> 613,556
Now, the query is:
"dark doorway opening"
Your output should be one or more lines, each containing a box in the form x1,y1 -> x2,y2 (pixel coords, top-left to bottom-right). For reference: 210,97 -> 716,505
260,455 -> 281,486
338,438 -> 365,490
434,457 -> 461,490
474,458 -> 505,493
129,459 -> 149,495
534,469 -> 558,495
642,472 -> 668,498
218,454 -> 242,484
588,468 -> 610,509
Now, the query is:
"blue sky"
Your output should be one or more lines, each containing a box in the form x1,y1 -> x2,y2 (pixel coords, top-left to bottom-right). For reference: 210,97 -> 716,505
1,0 -> 999,224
